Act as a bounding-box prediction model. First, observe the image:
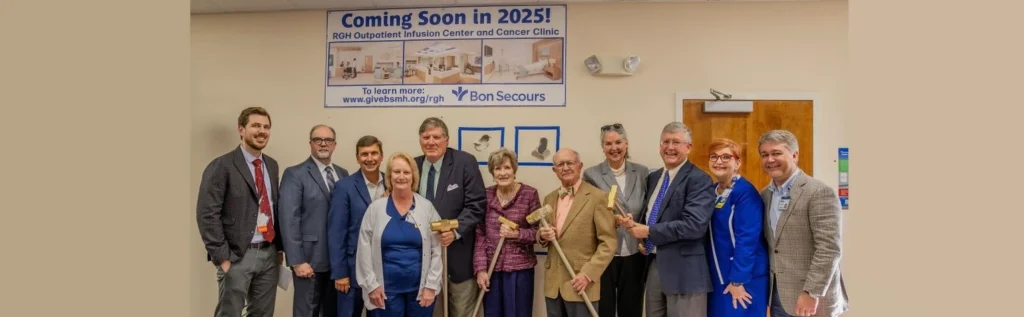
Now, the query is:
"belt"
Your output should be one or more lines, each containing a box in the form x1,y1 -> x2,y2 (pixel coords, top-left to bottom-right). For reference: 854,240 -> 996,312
249,241 -> 273,249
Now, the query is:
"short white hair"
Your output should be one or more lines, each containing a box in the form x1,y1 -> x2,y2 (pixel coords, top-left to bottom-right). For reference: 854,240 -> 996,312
661,122 -> 692,143
758,130 -> 799,153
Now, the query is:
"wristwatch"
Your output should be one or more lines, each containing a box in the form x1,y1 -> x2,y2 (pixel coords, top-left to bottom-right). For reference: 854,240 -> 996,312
730,282 -> 743,286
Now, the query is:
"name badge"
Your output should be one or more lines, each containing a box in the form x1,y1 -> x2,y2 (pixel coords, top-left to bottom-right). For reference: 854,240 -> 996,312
778,196 -> 791,211
715,200 -> 725,209
257,213 -> 269,233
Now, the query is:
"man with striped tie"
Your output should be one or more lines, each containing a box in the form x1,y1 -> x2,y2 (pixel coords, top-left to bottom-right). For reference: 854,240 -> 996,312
624,122 -> 717,317
280,124 -> 350,317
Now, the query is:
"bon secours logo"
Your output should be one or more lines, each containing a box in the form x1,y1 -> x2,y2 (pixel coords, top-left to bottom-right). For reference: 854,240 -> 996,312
450,86 -> 547,102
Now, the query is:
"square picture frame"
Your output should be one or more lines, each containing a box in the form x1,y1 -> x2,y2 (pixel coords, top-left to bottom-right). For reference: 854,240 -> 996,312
514,126 -> 561,166
457,126 -> 506,165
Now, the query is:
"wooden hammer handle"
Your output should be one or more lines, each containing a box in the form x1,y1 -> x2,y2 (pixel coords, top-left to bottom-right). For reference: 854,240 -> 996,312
541,219 -> 599,317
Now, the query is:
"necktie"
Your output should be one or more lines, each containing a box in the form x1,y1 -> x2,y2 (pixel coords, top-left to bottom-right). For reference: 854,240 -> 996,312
325,166 -> 336,192
426,165 -> 436,201
253,158 -> 275,242
559,186 -> 574,198
644,171 -> 671,253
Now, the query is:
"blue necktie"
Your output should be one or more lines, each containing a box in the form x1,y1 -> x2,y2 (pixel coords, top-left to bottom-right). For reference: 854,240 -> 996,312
645,171 -> 671,253
426,165 -> 436,201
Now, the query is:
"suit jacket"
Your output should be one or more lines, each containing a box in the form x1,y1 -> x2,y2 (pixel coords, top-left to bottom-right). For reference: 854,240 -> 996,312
328,170 -> 386,283
414,148 -> 487,283
761,171 -> 848,317
278,157 -> 349,272
582,160 -> 649,256
537,181 -> 617,302
196,146 -> 282,265
636,160 -> 717,294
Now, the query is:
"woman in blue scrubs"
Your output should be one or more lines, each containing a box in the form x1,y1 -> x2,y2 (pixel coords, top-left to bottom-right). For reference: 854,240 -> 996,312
705,138 -> 770,317
356,152 -> 443,317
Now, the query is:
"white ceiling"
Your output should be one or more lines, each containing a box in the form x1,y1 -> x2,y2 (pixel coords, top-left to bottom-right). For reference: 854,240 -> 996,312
191,0 -> 821,15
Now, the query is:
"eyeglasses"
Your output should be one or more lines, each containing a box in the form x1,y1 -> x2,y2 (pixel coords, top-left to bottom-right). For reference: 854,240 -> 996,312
311,137 -> 336,145
553,161 -> 578,169
710,154 -> 735,162
601,123 -> 623,131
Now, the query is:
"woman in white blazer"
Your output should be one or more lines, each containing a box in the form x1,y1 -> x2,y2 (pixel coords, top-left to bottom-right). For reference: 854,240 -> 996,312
356,152 -> 443,317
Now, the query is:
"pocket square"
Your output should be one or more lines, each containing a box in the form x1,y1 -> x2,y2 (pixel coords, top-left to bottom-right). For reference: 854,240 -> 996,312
447,184 -> 459,191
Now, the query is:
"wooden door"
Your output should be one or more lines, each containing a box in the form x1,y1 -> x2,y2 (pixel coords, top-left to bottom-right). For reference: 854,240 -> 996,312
682,99 -> 814,191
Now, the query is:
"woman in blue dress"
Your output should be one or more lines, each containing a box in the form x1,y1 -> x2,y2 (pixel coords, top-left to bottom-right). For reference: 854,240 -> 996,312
705,138 -> 770,317
356,152 -> 443,317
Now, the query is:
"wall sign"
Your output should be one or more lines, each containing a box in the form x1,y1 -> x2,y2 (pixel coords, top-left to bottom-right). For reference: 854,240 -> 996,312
324,5 -> 568,108
838,147 -> 849,210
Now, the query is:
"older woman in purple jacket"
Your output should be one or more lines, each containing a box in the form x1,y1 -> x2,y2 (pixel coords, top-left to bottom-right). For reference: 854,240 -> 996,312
472,148 -> 541,317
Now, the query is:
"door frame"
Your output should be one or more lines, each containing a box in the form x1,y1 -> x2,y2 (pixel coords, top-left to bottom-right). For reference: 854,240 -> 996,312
674,91 -> 822,170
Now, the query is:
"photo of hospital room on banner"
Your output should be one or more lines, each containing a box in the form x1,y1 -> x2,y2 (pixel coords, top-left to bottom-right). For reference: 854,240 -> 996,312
326,38 -> 564,86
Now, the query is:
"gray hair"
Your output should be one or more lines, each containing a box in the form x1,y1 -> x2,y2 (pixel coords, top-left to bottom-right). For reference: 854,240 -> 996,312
418,117 -> 449,137
758,130 -> 800,153
309,124 -> 336,139
600,123 -> 631,159
552,148 -> 581,164
486,148 -> 519,175
661,122 -> 692,143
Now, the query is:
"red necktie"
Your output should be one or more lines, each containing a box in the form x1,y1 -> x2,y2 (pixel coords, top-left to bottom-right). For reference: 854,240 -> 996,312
253,158 -> 275,242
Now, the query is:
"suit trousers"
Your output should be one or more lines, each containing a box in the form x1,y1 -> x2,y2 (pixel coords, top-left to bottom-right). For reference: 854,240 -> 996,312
215,244 -> 280,317
598,253 -> 647,317
644,256 -> 707,317
293,270 -> 338,317
433,278 -> 480,317
338,285 -> 365,317
545,295 -> 598,317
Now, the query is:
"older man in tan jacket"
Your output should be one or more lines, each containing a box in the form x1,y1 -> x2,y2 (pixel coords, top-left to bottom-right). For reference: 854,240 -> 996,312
536,148 -> 618,317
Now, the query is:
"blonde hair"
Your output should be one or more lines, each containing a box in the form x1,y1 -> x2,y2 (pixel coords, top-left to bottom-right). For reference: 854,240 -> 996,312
384,152 -> 420,193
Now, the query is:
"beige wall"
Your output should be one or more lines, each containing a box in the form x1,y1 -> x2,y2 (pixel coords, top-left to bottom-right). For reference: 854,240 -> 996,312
191,1 -> 848,316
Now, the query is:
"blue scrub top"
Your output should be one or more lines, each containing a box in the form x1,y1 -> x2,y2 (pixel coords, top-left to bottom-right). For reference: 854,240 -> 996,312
381,196 -> 423,295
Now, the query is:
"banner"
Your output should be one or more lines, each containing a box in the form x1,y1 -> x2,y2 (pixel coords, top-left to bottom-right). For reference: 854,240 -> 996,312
324,5 -> 567,108
838,147 -> 849,210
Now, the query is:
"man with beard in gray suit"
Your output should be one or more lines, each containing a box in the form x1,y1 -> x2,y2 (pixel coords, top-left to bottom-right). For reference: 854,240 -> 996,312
280,124 -> 350,317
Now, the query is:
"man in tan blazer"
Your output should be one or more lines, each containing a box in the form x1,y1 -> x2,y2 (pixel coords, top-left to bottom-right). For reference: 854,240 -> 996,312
758,130 -> 848,317
537,148 -> 618,317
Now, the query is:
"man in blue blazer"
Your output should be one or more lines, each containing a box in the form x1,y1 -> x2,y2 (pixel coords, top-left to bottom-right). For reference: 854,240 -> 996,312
328,135 -> 387,317
279,124 -> 350,317
413,117 -> 487,317
625,122 -> 717,317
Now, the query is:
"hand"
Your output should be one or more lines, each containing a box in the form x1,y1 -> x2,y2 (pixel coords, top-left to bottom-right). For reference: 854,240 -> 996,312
293,263 -> 314,278
723,284 -> 753,309
335,278 -> 351,293
369,286 -> 386,308
614,215 -> 631,227
628,224 -> 650,239
499,224 -> 519,239
538,226 -> 555,242
638,242 -> 648,255
476,271 -> 490,292
438,231 -> 455,247
795,292 -> 819,316
571,273 -> 590,294
219,261 -> 231,273
419,288 -> 436,307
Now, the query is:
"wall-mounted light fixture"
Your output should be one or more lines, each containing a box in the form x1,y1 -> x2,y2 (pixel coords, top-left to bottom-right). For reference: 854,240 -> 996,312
584,54 -> 640,76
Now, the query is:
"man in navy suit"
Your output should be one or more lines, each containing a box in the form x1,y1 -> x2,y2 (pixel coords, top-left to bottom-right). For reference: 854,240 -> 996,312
413,117 -> 487,317
328,135 -> 387,317
624,122 -> 717,317
279,124 -> 350,317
